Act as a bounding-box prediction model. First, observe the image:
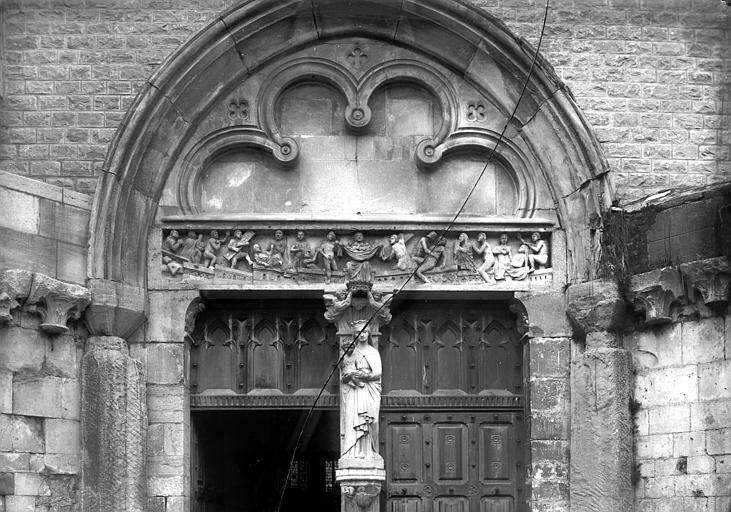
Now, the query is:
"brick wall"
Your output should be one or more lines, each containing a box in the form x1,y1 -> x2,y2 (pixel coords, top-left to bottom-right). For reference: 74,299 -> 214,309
627,316 -> 731,512
1,0 -> 729,201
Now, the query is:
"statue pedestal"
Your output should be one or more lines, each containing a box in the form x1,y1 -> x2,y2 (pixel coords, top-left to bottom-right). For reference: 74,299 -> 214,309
336,457 -> 385,512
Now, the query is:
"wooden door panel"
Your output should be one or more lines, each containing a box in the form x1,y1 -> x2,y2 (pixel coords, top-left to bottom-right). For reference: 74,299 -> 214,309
479,424 -> 512,482
480,497 -> 514,512
389,424 -> 423,482
434,496 -> 469,512
432,424 -> 468,484
387,497 -> 422,512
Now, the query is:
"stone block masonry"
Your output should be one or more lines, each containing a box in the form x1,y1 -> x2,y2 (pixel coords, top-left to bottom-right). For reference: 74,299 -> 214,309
0,0 -> 729,201
628,316 -> 731,512
0,322 -> 83,509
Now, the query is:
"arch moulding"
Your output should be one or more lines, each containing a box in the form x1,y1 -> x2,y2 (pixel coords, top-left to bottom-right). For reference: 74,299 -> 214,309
87,0 -> 611,316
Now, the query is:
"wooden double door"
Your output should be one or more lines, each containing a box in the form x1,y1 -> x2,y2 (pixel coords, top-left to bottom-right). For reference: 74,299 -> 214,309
381,410 -> 524,512
190,299 -> 526,512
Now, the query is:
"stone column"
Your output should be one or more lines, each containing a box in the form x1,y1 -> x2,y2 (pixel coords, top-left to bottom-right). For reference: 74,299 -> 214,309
81,336 -> 147,512
81,279 -> 147,512
566,280 -> 633,512
323,280 -> 392,512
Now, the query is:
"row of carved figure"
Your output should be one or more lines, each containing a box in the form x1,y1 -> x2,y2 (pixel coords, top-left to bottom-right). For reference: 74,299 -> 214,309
162,229 -> 549,284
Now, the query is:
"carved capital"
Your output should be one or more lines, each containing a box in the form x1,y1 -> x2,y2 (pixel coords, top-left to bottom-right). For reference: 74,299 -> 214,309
0,269 -> 33,324
627,267 -> 685,326
26,273 -> 90,334
680,257 -> 731,310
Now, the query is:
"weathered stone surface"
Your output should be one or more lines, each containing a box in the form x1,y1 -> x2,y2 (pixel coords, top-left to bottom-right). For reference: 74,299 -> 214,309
0,414 -> 44,453
0,327 -> 45,373
0,472 -> 14,495
145,290 -> 199,342
517,293 -> 573,338
681,317 -> 725,365
140,344 -> 184,385
566,279 -> 627,334
14,472 -> 50,496
0,189 -> 39,235
698,360 -> 730,401
625,323 -> 682,370
146,384 -> 185,424
81,336 -> 146,512
45,419 -> 80,455
570,345 -> 633,512
13,376 -> 79,420
530,338 -> 571,378
636,366 -> 698,407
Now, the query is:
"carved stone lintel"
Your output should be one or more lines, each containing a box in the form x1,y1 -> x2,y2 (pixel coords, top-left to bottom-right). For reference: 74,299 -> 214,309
680,257 -> 731,310
24,273 -> 91,334
0,269 -> 33,324
627,267 -> 686,326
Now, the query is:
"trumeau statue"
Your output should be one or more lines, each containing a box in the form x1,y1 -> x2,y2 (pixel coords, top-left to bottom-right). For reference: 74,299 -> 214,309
340,319 -> 382,460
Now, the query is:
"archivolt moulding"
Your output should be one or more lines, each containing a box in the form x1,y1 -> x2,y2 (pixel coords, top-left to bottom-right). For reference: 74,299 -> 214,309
90,0 -> 611,291
176,126 -> 298,215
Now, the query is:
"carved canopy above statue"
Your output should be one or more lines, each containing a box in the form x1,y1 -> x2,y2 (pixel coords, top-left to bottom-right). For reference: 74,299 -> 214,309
89,0 -> 611,293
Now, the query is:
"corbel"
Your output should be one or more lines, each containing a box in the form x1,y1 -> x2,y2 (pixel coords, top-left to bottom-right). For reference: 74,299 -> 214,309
0,269 -> 33,324
26,273 -> 91,335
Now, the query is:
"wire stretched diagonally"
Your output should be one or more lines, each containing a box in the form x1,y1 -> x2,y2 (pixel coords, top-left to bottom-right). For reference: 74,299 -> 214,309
274,2 -> 551,509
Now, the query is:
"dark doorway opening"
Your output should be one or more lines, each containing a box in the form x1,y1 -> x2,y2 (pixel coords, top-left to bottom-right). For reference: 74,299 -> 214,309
192,409 -> 340,512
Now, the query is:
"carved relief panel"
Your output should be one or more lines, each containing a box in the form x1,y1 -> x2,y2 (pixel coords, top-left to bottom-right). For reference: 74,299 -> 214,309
159,227 -> 553,290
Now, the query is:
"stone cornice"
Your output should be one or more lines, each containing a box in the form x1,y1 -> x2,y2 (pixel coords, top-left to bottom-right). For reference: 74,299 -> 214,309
0,270 -> 90,335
